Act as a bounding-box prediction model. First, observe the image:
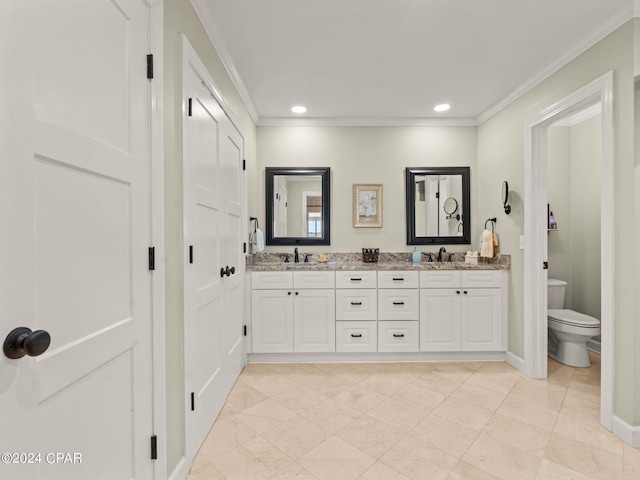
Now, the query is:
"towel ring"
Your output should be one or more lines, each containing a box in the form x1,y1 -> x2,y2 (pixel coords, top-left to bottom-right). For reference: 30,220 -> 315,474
485,218 -> 497,231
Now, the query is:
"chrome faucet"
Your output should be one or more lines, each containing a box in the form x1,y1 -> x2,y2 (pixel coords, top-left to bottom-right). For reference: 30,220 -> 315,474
294,247 -> 299,263
437,247 -> 447,262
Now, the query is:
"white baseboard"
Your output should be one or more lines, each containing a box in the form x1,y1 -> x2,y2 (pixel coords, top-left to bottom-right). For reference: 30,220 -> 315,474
611,415 -> 640,448
248,351 -> 507,364
167,456 -> 188,480
504,351 -> 527,374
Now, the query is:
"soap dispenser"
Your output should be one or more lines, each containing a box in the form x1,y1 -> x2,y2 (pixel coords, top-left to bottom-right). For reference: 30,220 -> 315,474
412,247 -> 421,265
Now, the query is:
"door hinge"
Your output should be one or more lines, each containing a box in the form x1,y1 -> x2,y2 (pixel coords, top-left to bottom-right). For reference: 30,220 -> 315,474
243,325 -> 247,336
146,54 -> 154,79
243,159 -> 246,171
150,435 -> 158,460
243,242 -> 247,253
190,392 -> 195,411
543,261 -> 549,270
189,245 -> 194,264
187,98 -> 193,117
148,247 -> 155,271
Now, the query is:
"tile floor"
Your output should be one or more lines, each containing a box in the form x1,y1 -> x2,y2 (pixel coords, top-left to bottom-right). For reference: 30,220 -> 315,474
188,352 -> 640,479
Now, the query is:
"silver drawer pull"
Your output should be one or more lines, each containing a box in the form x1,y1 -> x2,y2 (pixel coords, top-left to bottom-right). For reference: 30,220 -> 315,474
393,333 -> 405,338
351,333 -> 363,338
350,301 -> 362,305
392,301 -> 405,305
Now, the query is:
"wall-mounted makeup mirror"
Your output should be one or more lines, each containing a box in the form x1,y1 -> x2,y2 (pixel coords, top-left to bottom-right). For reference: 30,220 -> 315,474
405,167 -> 470,245
502,181 -> 511,214
265,167 -> 331,245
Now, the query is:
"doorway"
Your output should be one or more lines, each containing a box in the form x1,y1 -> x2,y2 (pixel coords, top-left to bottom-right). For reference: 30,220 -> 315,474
524,71 -> 614,430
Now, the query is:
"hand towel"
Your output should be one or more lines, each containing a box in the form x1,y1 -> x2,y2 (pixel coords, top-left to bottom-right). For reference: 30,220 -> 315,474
481,229 -> 494,258
253,228 -> 264,253
492,231 -> 499,247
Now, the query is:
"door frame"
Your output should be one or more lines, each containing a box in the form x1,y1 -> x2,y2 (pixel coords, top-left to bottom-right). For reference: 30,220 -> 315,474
147,1 -> 167,479
524,71 -> 614,429
181,33 -> 247,465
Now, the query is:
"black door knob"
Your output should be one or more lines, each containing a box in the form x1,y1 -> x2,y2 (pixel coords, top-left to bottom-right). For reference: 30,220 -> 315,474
4,327 -> 51,359
230,266 -> 235,275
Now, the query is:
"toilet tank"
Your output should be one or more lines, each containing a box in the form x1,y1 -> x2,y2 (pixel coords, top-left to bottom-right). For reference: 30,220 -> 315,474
548,279 -> 567,309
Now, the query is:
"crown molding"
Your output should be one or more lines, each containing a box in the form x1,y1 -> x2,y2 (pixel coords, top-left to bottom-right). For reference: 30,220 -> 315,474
257,117 -> 478,127
476,3 -> 633,125
190,0 -> 260,124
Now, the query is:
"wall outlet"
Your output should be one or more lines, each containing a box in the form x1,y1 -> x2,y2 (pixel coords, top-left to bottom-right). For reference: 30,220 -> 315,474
519,236 -> 525,250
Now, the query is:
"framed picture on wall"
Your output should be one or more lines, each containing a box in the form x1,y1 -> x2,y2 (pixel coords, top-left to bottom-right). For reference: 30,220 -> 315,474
353,184 -> 383,228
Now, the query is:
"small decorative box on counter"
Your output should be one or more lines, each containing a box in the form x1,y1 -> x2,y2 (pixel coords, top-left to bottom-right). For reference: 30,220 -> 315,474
465,251 -> 480,264
362,248 -> 379,263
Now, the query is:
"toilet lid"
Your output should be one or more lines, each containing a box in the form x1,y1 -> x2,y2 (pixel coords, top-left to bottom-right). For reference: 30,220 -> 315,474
548,309 -> 600,327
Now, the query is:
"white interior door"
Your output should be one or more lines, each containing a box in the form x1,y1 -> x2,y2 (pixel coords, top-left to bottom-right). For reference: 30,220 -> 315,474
0,1 -> 154,479
183,43 -> 245,462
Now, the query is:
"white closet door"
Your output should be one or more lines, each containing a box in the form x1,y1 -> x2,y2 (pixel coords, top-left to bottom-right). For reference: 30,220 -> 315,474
0,1 -> 154,479
182,41 -> 245,462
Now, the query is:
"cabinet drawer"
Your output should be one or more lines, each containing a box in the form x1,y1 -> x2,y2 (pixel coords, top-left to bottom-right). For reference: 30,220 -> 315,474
336,289 -> 377,321
335,270 -> 377,288
252,271 -> 293,290
378,321 -> 419,352
461,270 -> 502,288
336,321 -> 377,352
293,271 -> 335,289
378,289 -> 419,320
378,270 -> 419,289
419,271 -> 461,288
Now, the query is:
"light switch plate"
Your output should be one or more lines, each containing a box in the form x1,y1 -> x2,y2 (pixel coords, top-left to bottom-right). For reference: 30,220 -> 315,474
519,236 -> 525,250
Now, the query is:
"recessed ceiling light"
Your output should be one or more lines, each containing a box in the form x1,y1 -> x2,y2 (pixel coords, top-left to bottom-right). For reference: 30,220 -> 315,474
291,105 -> 307,114
434,103 -> 451,112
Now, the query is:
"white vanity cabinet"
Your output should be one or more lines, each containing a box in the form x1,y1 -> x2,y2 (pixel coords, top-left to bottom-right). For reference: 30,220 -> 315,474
335,271 -> 377,352
419,270 -> 505,352
377,271 -> 419,352
251,271 -> 335,353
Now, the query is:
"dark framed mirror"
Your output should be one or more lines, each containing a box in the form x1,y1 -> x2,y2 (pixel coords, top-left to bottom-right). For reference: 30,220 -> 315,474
265,167 -> 331,245
405,167 -> 471,245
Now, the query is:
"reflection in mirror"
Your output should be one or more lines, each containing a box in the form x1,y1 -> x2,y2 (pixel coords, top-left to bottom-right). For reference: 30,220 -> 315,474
266,167 -> 331,245
406,167 -> 470,245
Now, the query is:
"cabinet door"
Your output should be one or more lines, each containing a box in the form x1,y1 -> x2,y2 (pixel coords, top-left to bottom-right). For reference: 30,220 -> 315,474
420,289 -> 461,351
251,290 -> 294,353
461,288 -> 502,351
294,289 -> 336,352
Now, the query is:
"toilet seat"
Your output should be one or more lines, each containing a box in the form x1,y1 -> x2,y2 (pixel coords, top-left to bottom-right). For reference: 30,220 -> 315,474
548,309 -> 600,328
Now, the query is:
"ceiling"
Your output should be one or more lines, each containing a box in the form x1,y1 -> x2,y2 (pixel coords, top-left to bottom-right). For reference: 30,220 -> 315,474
192,0 -> 632,125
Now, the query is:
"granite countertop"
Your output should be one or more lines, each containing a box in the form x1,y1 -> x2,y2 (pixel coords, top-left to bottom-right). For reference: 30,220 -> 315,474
246,252 -> 510,272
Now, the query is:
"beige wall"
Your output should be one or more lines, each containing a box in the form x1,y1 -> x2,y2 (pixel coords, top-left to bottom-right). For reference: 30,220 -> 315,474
478,20 -> 637,423
569,115 -> 602,319
163,0 -> 257,473
547,114 -> 602,321
256,126 -> 477,254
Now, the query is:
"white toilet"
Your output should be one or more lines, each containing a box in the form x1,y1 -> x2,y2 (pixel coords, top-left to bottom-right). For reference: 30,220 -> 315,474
548,279 -> 600,367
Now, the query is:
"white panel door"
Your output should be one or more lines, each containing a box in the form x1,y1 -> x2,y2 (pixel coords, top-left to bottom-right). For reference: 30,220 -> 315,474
461,289 -> 503,351
218,117 -> 245,398
183,67 -> 225,459
420,289 -> 461,351
183,54 -> 246,461
0,1 -> 154,479
294,290 -> 336,352
251,290 -> 294,353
